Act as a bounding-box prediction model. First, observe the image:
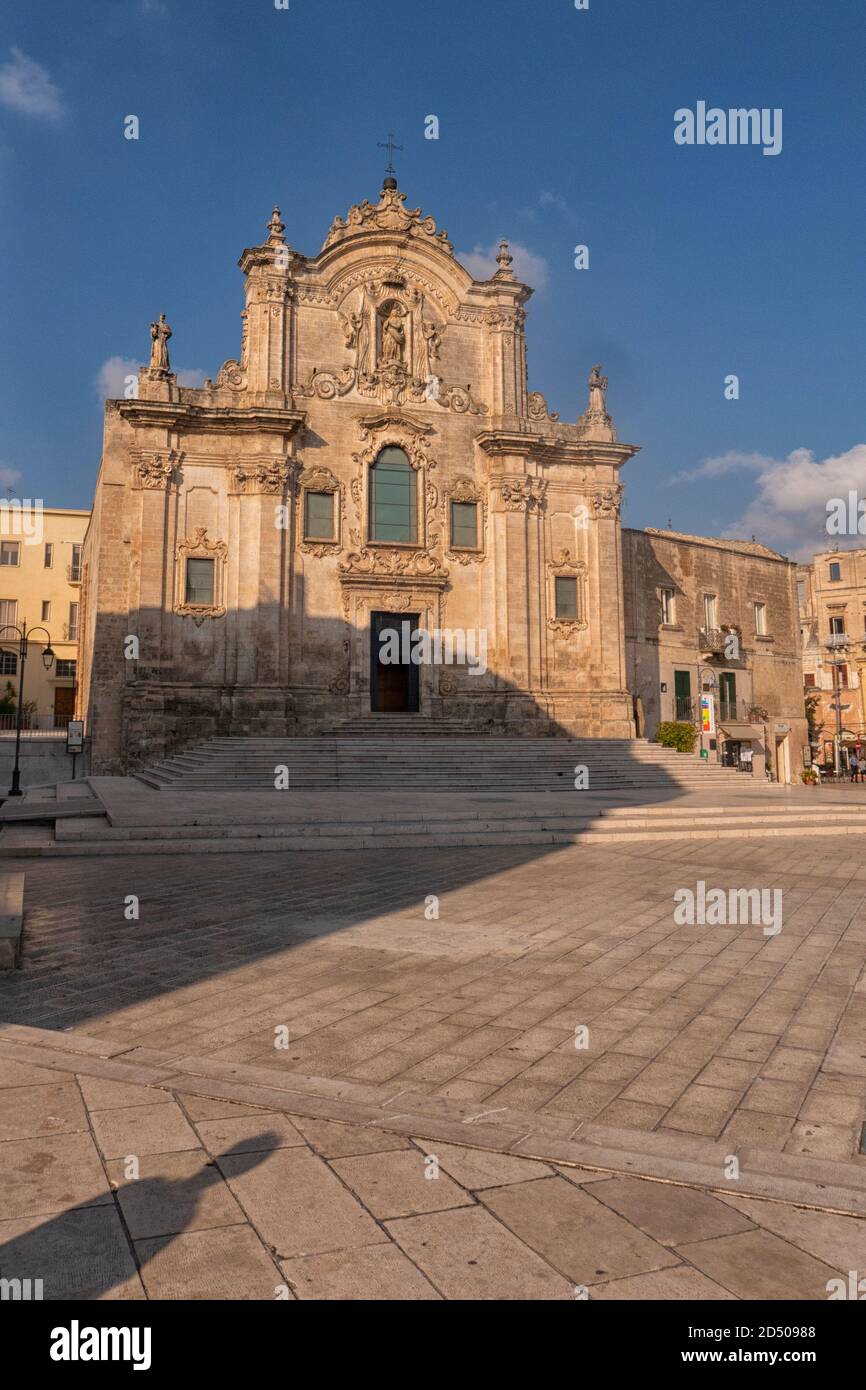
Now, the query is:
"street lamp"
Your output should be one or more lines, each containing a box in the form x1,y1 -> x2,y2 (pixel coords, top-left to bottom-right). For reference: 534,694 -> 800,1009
824,634 -> 849,776
0,622 -> 55,797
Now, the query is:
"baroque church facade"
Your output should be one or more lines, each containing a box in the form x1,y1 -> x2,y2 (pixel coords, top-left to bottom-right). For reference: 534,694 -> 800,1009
79,177 -> 642,772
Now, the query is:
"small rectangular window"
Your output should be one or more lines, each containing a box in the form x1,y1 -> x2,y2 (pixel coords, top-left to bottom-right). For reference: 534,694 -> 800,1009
69,543 -> 83,582
837,663 -> 849,687
41,601 -> 51,622
703,593 -> 717,630
829,561 -> 841,582
804,673 -> 816,687
754,601 -> 767,635
67,601 -> 79,640
450,501 -> 478,550
0,600 -> 18,628
555,576 -> 578,620
830,616 -> 845,635
185,558 -> 215,606
304,491 -> 335,541
0,541 -> 20,567
44,543 -> 53,568
0,651 -> 17,675
55,659 -> 77,679
660,587 -> 675,624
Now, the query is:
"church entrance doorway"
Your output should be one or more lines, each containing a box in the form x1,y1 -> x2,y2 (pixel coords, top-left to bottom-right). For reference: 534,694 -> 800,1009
370,610 -> 420,713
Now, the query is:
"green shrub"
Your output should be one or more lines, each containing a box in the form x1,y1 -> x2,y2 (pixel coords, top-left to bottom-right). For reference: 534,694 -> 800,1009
655,721 -> 697,753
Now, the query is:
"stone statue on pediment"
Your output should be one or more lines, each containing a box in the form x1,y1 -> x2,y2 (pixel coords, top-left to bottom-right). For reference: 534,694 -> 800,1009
149,313 -> 172,372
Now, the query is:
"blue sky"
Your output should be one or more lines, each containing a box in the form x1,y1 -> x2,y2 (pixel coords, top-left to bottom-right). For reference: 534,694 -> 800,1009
1,0 -> 864,558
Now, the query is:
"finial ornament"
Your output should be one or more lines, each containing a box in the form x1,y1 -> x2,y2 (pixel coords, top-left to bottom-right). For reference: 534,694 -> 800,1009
149,313 -> 172,373
267,206 -> 286,243
496,238 -> 513,268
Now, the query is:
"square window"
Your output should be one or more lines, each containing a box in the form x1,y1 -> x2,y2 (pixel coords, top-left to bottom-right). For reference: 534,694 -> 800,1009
555,576 -> 578,620
450,500 -> 478,549
185,558 -> 215,606
304,491 -> 335,541
0,541 -> 20,567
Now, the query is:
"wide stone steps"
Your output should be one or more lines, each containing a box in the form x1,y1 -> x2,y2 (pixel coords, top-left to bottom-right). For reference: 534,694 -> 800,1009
8,802 -> 866,857
134,736 -> 753,792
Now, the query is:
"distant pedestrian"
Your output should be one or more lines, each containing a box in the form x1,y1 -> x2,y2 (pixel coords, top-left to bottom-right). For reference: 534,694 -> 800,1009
858,755 -> 866,783
849,749 -> 859,782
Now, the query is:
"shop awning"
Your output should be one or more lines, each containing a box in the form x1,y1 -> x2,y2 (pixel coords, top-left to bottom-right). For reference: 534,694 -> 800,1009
718,722 -> 761,740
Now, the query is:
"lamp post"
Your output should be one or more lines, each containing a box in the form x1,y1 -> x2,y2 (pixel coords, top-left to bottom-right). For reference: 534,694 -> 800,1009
825,634 -> 849,776
0,622 -> 55,797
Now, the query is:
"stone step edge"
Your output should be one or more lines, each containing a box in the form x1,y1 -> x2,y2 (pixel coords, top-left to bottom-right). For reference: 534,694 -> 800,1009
0,1025 -> 863,1218
22,821 -> 866,856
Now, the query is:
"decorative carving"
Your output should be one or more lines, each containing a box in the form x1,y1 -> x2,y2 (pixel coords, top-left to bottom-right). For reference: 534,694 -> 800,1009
591,486 -> 623,519
323,183 -> 453,254
231,461 -> 292,495
136,452 -> 179,490
431,382 -> 489,415
215,359 -> 247,391
174,528 -> 228,624
338,548 -> 448,580
328,675 -> 350,695
439,674 -> 458,696
295,365 -> 356,400
379,302 -> 407,366
493,476 -> 547,513
527,391 -> 560,423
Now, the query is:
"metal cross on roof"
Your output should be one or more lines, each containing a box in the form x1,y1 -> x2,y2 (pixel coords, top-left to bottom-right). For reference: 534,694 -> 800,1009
378,132 -> 403,177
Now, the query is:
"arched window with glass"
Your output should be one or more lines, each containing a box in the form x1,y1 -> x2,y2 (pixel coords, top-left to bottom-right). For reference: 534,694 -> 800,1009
368,447 -> 417,544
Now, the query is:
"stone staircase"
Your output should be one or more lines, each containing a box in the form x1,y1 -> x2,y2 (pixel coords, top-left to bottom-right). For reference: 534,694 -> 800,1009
7,798 -> 866,857
133,735 -> 754,793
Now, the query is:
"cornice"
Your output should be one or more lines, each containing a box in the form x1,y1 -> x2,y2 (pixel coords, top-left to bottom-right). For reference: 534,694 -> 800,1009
114,400 -> 307,436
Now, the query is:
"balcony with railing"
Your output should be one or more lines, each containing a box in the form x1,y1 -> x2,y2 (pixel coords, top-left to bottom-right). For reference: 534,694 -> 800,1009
825,632 -> 850,651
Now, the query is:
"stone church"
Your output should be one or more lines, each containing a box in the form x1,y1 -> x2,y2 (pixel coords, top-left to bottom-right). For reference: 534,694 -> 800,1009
78,176 -> 642,772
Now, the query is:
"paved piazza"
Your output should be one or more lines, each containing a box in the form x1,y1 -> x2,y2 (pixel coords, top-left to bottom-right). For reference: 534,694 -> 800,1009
2,831 -> 866,1300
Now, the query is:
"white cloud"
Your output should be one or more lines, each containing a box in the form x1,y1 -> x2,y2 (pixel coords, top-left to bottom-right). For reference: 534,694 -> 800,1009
95,357 -> 207,399
715,443 -> 866,560
176,367 -> 206,388
670,450 -> 776,484
0,465 -> 22,490
0,48 -> 64,121
457,240 -> 549,290
95,357 -> 141,399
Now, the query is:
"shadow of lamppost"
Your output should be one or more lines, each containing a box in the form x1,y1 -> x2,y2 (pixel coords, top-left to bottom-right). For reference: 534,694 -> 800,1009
0,622 -> 55,796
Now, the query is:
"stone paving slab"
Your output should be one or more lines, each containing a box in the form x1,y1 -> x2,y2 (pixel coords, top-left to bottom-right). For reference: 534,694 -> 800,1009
0,1043 -> 862,1300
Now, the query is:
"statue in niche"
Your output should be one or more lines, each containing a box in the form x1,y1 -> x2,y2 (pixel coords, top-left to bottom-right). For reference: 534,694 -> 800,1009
149,313 -> 172,372
380,305 -> 406,365
588,363 -> 608,414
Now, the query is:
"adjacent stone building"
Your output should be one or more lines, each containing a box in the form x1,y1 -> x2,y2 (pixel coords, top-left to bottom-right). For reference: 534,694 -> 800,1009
623,528 -> 808,781
78,180 -> 640,772
0,506 -> 89,728
797,548 -> 866,755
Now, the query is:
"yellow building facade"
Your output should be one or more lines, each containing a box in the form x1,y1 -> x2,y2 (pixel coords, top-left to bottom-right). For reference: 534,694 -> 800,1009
0,506 -> 90,730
